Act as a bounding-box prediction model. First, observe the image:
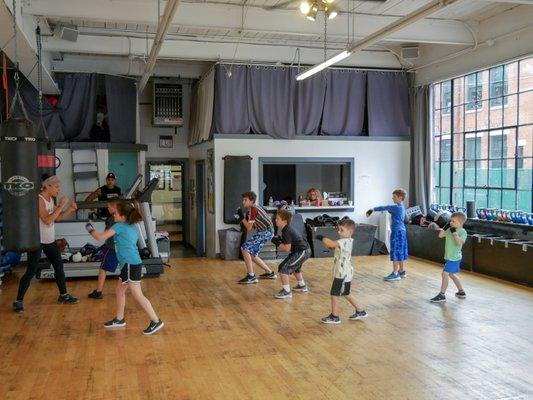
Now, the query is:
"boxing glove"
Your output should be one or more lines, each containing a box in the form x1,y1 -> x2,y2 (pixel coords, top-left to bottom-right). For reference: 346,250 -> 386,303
271,236 -> 282,246
85,222 -> 95,233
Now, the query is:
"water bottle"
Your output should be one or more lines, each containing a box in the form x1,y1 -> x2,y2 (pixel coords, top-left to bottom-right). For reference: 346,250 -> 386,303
268,196 -> 274,207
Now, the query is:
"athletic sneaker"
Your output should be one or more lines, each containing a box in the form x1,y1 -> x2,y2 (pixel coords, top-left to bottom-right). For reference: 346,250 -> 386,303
104,318 -> 126,328
88,290 -> 103,299
293,284 -> 308,292
399,270 -> 407,279
143,319 -> 164,335
274,289 -> 292,299
349,310 -> 368,320
321,314 -> 341,324
430,293 -> 446,303
455,290 -> 466,299
259,271 -> 277,280
238,274 -> 259,284
12,300 -> 24,314
57,293 -> 79,304
384,272 -> 401,282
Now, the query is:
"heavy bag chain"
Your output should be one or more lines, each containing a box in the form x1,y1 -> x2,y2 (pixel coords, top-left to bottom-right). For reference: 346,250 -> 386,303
7,0 -> 30,121
35,25 -> 50,145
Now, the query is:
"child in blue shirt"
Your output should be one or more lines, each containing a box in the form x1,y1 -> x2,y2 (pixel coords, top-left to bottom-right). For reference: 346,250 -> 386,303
367,188 -> 408,282
86,200 -> 164,335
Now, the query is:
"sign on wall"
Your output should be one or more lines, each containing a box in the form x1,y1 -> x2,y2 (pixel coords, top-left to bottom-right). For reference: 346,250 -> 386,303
159,135 -> 173,148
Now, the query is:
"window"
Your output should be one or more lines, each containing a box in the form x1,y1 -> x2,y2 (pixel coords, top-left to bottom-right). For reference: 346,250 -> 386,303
441,81 -> 452,115
489,66 -> 508,107
465,136 -> 480,168
517,142 -> 525,169
465,73 -> 482,111
431,56 -> 533,212
489,133 -> 507,168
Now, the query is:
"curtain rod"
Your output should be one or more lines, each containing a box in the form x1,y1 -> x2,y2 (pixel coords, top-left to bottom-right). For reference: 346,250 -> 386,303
213,61 -> 406,73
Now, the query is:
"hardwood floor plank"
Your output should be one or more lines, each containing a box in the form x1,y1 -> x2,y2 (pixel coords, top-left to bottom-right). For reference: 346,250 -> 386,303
0,255 -> 532,399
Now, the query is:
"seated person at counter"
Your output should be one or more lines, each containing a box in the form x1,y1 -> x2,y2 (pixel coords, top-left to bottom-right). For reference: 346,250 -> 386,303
85,172 -> 122,218
305,188 -> 322,207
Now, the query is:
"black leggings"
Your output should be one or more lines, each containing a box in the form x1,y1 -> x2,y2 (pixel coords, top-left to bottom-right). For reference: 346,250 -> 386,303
17,242 -> 67,301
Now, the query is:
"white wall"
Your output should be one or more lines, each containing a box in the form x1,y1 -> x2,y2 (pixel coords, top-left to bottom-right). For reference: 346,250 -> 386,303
213,137 -> 411,254
138,81 -> 192,160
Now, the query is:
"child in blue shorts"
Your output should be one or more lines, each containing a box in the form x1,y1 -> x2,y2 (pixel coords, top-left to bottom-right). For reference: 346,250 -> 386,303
237,191 -> 276,284
430,212 -> 467,302
367,188 -> 408,282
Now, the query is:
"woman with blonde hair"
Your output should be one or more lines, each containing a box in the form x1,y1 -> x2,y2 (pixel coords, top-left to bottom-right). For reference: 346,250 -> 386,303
13,175 -> 79,313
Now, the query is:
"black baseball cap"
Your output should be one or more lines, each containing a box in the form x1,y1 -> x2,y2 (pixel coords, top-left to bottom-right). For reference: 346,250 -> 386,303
106,173 -> 117,180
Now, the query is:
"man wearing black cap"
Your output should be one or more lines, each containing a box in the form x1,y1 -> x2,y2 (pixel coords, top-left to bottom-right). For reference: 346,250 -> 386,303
85,173 -> 122,218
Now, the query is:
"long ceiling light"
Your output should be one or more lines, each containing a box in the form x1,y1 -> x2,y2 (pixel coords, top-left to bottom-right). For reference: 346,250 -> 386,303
296,0 -> 457,81
296,50 -> 350,81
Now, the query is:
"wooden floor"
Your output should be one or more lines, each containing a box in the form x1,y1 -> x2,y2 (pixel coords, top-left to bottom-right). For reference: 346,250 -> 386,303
0,255 -> 532,400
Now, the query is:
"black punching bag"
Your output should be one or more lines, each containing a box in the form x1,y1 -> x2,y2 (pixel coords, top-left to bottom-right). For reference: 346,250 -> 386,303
0,118 -> 40,252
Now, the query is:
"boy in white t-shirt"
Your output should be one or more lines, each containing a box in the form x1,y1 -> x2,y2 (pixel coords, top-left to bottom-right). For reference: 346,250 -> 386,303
318,219 -> 368,324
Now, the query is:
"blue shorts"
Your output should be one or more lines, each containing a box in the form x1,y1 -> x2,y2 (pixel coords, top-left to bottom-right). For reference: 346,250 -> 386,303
241,230 -> 273,257
390,229 -> 408,261
100,247 -> 119,273
443,259 -> 461,274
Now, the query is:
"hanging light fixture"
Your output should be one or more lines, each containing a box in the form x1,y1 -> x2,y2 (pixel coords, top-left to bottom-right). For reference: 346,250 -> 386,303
325,4 -> 338,19
306,2 -> 319,21
300,0 -> 338,22
299,1 -> 311,14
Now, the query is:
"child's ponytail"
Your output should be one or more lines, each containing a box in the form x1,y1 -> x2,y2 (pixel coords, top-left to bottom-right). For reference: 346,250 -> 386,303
115,200 -> 143,224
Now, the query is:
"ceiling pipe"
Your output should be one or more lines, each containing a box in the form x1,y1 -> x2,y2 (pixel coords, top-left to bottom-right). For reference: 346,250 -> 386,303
138,0 -> 180,93
297,0 -> 458,81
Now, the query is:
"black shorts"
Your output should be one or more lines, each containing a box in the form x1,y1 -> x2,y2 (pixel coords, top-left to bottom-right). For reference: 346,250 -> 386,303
278,248 -> 311,275
330,278 -> 352,296
119,263 -> 142,284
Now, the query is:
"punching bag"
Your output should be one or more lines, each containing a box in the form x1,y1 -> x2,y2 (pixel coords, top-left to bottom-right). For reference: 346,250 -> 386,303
0,118 -> 40,251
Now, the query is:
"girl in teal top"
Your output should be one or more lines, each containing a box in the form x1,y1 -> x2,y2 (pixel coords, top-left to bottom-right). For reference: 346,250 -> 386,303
87,200 -> 164,335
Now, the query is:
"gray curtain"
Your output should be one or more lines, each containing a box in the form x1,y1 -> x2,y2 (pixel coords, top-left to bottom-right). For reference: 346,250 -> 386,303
367,71 -> 411,137
322,70 -> 366,136
212,64 -> 410,139
409,85 -> 431,213
247,66 -> 296,139
105,75 -> 137,143
213,65 -> 250,134
10,72 -> 96,141
189,68 -> 215,145
294,72 -> 326,136
58,73 -> 97,141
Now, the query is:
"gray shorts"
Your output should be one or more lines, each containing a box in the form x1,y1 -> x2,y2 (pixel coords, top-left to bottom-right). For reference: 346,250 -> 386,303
278,248 -> 311,275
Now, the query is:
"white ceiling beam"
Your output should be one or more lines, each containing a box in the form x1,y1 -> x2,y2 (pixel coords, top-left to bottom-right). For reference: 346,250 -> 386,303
0,0 -> 59,94
138,0 -> 180,93
24,0 -> 474,46
43,34 -> 402,69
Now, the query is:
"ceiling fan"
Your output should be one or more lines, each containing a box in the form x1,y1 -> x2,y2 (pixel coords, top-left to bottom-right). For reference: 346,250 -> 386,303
264,0 -> 387,12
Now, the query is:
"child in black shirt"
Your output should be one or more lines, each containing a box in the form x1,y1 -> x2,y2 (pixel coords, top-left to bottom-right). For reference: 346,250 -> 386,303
272,210 -> 311,299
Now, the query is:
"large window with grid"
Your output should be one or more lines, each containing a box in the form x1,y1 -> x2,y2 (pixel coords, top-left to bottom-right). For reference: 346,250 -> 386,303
432,56 -> 533,212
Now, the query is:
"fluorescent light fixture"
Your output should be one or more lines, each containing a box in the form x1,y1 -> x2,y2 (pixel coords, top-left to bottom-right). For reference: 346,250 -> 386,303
299,1 -> 311,14
296,50 -> 350,81
325,0 -> 335,3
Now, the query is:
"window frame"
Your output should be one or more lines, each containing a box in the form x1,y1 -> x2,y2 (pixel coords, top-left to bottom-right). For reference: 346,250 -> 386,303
431,57 -> 533,212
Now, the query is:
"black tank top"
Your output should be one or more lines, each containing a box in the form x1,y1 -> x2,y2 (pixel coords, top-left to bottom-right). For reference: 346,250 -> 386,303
98,185 -> 122,217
